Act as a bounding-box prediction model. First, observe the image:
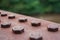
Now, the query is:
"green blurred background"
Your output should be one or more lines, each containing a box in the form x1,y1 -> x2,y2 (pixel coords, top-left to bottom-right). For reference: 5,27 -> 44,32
0,0 -> 60,16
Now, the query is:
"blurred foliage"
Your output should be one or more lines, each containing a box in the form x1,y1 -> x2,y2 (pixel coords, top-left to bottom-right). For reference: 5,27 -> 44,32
0,0 -> 60,16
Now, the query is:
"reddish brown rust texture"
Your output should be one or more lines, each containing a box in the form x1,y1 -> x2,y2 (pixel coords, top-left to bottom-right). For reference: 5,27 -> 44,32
0,10 -> 60,40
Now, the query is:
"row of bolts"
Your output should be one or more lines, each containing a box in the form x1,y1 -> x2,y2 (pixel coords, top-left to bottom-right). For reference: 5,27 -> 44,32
0,12 -> 59,40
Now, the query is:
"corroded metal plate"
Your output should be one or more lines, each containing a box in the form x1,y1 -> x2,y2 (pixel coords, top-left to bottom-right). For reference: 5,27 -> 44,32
0,10 -> 60,40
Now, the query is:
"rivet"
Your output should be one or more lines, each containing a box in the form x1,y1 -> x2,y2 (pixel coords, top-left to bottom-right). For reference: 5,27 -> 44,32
29,32 -> 43,40
0,12 -> 1,14
12,26 -> 24,34
1,13 -> 7,16
1,22 -> 11,28
31,21 -> 41,27
19,18 -> 27,22
8,15 -> 15,19
47,24 -> 58,32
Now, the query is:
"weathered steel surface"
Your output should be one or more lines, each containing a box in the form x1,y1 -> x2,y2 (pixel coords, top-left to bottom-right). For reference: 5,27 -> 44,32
0,10 -> 60,40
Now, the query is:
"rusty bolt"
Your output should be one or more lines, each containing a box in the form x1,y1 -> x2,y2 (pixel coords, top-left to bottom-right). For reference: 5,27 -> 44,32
1,13 -> 7,16
29,32 -> 42,40
12,26 -> 24,34
0,12 -> 1,14
19,18 -> 27,22
8,15 -> 15,19
1,22 -> 11,28
47,24 -> 59,32
31,21 -> 41,27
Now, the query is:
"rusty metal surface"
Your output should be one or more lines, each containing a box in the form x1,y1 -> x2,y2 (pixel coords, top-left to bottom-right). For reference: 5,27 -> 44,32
0,10 -> 60,40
